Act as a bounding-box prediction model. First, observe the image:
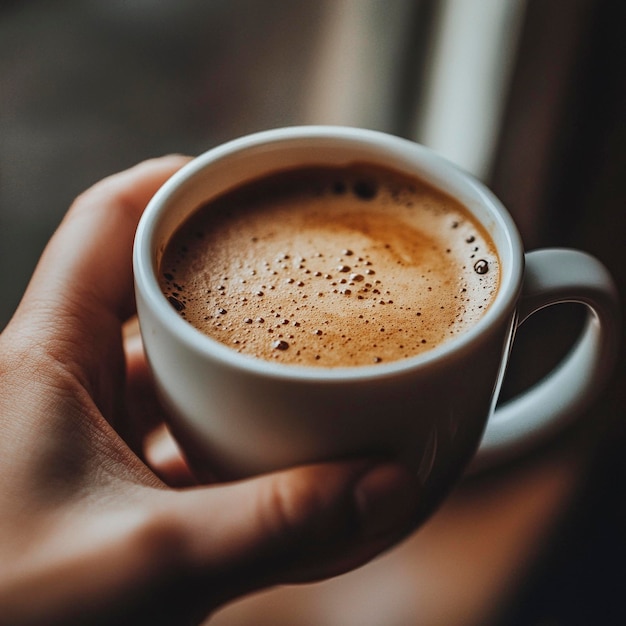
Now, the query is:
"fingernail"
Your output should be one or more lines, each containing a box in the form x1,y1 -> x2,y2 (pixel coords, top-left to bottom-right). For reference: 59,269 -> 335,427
354,463 -> 418,539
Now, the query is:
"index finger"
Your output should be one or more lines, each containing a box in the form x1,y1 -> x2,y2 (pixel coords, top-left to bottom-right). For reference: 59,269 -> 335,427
19,155 -> 190,328
4,156 -> 190,410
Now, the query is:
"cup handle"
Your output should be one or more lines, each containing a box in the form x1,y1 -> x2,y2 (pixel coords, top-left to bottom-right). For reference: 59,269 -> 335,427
469,248 -> 621,473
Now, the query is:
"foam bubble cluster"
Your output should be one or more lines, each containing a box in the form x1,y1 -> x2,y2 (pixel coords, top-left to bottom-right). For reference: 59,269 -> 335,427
159,164 -> 499,367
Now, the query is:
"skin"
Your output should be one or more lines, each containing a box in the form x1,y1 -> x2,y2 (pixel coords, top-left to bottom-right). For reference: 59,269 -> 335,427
0,156 -> 419,626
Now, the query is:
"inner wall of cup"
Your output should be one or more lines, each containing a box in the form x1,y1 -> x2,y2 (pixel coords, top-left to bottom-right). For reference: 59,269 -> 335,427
149,132 -> 520,319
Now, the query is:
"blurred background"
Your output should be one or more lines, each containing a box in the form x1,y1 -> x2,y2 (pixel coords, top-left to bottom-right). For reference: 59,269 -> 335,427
1,1 -> 624,624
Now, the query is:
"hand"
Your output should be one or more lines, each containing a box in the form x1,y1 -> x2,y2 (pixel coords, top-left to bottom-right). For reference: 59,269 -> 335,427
0,157 -> 419,626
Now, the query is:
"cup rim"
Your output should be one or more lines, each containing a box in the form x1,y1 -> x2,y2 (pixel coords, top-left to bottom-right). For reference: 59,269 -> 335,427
134,125 -> 524,382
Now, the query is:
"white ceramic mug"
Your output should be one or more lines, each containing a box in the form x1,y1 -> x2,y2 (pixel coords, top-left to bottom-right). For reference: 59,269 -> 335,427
134,127 -> 619,515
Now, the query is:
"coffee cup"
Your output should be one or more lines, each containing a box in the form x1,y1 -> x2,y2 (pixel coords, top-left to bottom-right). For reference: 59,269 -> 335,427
133,126 -> 619,517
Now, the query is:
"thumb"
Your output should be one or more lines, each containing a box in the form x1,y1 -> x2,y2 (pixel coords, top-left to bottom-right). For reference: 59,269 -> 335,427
162,460 -> 419,613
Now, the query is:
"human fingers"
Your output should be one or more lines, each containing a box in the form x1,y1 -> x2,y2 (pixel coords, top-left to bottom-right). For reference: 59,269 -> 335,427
0,461 -> 418,626
154,460 -> 419,617
143,425 -> 198,488
6,156 -> 190,417
122,328 -> 167,454
18,155 -> 190,325
123,326 -> 198,486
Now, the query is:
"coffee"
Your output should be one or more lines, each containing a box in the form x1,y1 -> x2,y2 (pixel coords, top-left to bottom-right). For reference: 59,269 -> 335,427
159,164 -> 499,367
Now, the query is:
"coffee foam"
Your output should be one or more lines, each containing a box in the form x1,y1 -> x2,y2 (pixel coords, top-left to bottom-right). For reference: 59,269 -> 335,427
159,164 -> 499,367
